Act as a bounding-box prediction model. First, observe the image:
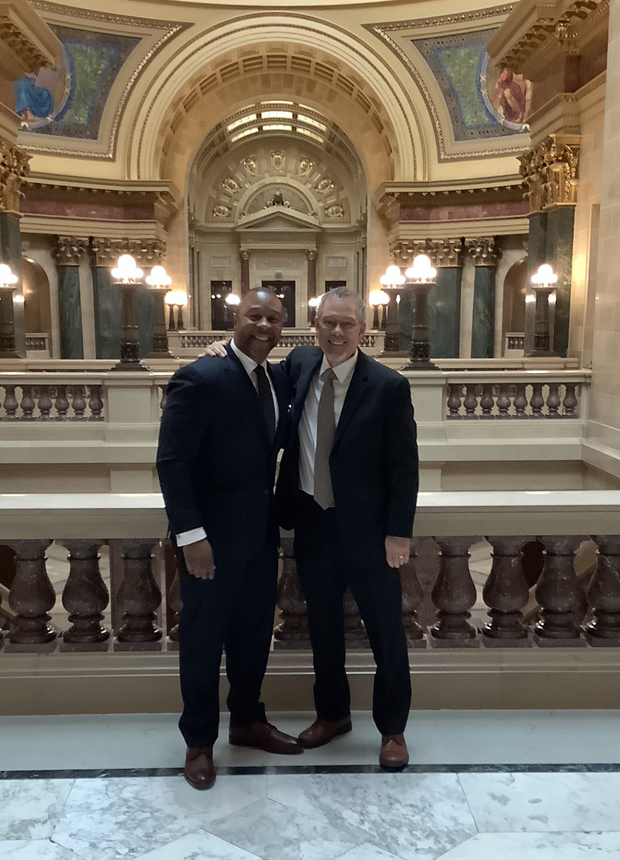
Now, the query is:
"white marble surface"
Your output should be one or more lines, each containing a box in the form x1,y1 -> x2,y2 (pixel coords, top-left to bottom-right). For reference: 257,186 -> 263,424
0,841 -> 76,860
0,780 -> 74,840
436,832 -> 620,859
266,773 -> 477,860
135,830 -> 262,859
458,772 -> 620,832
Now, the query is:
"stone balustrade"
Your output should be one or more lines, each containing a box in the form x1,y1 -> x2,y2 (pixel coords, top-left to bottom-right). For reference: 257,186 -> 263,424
169,330 -> 384,357
0,377 -> 105,420
445,372 -> 586,419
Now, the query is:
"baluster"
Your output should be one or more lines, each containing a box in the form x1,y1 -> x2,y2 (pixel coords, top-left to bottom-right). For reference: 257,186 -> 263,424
530,383 -> 544,418
401,542 -> 425,647
37,385 -> 52,419
429,536 -> 479,646
562,383 -> 578,417
88,385 -> 104,420
20,386 -> 35,420
585,536 -> 620,645
447,384 -> 462,418
496,384 -> 511,418
481,536 -> 535,645
514,384 -> 527,418
54,385 -> 69,420
534,535 -> 586,645
547,383 -> 560,418
70,385 -> 86,419
167,570 -> 182,649
114,540 -> 163,650
274,536 -> 310,648
463,385 -> 478,419
480,384 -> 494,418
2,385 -> 17,418
59,540 -> 110,651
5,540 -> 56,651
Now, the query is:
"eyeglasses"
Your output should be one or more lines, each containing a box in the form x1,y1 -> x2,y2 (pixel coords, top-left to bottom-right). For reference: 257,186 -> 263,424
318,318 -> 359,332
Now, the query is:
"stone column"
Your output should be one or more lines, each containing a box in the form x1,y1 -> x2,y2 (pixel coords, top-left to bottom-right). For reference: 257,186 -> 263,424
240,249 -> 250,295
52,237 -> 86,359
0,142 -> 30,358
465,238 -> 500,359
91,239 -> 164,359
306,249 -> 317,324
520,135 -> 580,357
427,239 -> 464,359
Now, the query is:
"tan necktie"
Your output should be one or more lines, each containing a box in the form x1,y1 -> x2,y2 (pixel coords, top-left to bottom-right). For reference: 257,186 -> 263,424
314,367 -> 337,509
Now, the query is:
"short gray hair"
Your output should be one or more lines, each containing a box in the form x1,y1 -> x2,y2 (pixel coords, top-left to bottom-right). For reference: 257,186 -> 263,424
317,287 -> 366,322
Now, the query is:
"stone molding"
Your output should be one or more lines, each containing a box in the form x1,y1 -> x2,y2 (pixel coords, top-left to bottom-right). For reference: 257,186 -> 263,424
0,139 -> 29,213
519,133 -> 581,213
390,238 -> 464,267
91,238 -> 165,268
0,1 -> 60,78
52,237 -> 88,267
465,238 -> 501,267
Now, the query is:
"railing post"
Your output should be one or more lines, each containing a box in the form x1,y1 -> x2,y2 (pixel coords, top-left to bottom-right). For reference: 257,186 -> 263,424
585,535 -> 620,645
274,536 -> 310,649
429,536 -> 479,646
5,539 -> 56,651
114,540 -> 162,650
59,540 -> 110,651
534,535 -> 587,645
481,536 -> 535,645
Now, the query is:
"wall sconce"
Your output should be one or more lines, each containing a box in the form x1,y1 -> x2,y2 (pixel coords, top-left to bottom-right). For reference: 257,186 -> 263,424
165,290 -> 188,331
530,263 -> 558,357
401,254 -> 438,371
380,265 -> 406,355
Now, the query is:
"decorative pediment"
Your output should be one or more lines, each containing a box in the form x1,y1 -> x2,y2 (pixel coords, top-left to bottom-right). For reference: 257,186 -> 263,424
236,207 -> 319,231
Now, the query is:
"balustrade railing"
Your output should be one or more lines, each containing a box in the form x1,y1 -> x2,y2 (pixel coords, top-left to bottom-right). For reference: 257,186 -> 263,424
446,373 -> 586,419
0,379 -> 105,420
171,330 -> 382,354
1,492 -> 619,654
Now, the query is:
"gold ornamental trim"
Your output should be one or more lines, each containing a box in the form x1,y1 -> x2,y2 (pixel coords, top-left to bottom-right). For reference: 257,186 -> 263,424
52,236 -> 87,266
91,237 -> 165,268
390,238 -> 464,268
0,140 -> 30,213
519,133 -> 580,213
465,237 -> 501,267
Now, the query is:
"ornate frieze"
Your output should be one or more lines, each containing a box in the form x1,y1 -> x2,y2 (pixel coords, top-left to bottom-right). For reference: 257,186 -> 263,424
519,134 -> 581,213
91,238 -> 165,268
0,141 -> 30,213
390,238 -> 464,267
53,236 -> 87,266
465,237 -> 501,267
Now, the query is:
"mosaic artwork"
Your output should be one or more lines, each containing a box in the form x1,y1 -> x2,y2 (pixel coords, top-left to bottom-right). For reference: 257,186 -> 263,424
412,28 -> 532,140
14,24 -> 140,139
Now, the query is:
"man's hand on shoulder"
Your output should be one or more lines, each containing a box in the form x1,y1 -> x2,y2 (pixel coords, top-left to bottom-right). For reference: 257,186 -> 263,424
202,340 -> 227,357
183,538 -> 216,579
385,535 -> 410,569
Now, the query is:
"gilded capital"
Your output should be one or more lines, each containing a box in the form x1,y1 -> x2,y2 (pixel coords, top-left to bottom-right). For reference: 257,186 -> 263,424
519,134 -> 581,213
426,238 -> 463,268
465,238 -> 501,267
91,238 -> 165,268
239,249 -> 250,261
0,140 -> 29,213
389,240 -> 427,265
53,237 -> 87,267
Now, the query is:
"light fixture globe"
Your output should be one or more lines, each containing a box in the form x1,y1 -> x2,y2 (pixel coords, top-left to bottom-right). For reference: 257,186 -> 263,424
0,264 -> 18,288
145,265 -> 172,290
225,292 -> 241,306
531,264 -> 558,289
406,254 -> 437,283
111,254 -> 143,284
529,263 -> 559,357
0,262 -> 19,357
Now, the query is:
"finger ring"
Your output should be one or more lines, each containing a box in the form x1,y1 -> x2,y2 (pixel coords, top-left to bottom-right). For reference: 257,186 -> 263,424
398,555 -> 405,559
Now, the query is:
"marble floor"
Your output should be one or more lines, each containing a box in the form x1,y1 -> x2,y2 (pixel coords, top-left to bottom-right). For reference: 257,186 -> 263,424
1,711 -> 620,860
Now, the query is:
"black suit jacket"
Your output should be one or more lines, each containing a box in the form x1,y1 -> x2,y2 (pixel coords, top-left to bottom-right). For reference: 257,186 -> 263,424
276,346 -> 418,569
157,344 -> 289,564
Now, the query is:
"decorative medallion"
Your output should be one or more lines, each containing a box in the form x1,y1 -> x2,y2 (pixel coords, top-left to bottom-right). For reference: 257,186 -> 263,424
317,178 -> 334,193
212,204 -> 231,218
325,204 -> 344,218
242,156 -> 258,176
298,157 -> 313,177
222,177 -> 239,194
271,150 -> 285,172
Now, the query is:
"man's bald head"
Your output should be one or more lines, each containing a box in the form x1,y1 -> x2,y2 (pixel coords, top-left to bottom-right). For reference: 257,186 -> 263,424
233,288 -> 284,363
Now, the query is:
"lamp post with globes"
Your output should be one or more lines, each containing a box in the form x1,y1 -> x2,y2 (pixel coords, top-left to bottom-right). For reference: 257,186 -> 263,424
111,254 -> 147,371
401,254 -> 438,371
530,264 -> 558,357
224,292 -> 241,330
165,290 -> 188,331
308,295 -> 320,326
0,263 -> 19,358
369,289 -> 389,330
380,265 -> 406,355
145,265 -> 175,359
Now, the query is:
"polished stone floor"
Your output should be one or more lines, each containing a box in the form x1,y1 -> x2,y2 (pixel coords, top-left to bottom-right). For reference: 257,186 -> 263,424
1,711 -> 619,860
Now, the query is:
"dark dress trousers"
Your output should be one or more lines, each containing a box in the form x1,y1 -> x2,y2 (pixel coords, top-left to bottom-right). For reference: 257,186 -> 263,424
157,344 -> 289,748
276,346 -> 418,735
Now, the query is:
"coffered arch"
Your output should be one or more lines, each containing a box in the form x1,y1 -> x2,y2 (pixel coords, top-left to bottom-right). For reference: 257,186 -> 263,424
127,15 -> 425,189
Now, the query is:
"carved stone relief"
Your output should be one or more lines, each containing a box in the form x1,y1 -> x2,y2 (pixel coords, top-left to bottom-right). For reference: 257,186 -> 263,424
90,238 -> 165,267
519,134 -> 581,213
465,237 -> 501,267
0,141 -> 30,213
271,150 -> 285,172
53,236 -> 87,266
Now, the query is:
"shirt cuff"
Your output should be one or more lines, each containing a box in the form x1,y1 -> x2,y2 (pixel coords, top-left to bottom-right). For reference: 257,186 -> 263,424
176,527 -> 207,547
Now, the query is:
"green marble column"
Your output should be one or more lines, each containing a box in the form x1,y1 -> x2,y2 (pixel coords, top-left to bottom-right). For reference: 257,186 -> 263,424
545,206 -> 575,357
92,266 -> 120,360
466,238 -> 500,359
398,283 -> 414,353
524,212 -> 548,355
429,266 -> 462,358
53,237 -> 88,360
0,212 -> 25,357
136,288 -> 153,358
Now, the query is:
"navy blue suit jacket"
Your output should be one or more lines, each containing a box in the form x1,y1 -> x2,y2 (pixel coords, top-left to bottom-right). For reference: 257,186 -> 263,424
276,346 -> 418,569
157,343 -> 290,564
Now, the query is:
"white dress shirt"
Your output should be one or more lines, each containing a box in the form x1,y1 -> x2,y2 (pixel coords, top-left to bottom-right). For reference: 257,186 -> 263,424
299,351 -> 358,497
176,339 -> 279,547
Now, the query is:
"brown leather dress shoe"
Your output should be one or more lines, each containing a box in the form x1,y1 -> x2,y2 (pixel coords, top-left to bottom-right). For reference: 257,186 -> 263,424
184,746 -> 216,790
229,721 -> 304,755
379,734 -> 409,771
298,717 -> 353,749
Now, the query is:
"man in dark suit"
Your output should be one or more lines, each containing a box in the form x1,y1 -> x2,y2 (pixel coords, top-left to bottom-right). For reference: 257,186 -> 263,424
157,288 -> 303,791
276,287 -> 418,769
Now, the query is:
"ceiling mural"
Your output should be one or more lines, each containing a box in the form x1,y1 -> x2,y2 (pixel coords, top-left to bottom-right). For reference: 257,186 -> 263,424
411,28 -> 531,140
15,25 -> 139,139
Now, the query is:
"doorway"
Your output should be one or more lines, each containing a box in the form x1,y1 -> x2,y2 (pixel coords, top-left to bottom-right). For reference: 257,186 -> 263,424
262,280 -> 295,327
210,280 -> 233,330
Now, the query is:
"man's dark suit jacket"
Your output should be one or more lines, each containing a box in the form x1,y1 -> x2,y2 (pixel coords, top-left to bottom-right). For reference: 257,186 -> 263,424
276,346 -> 419,569
157,343 -> 289,563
